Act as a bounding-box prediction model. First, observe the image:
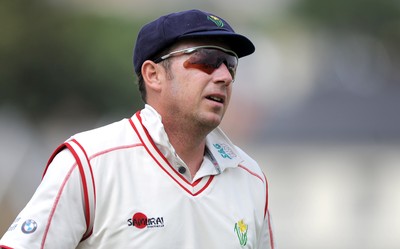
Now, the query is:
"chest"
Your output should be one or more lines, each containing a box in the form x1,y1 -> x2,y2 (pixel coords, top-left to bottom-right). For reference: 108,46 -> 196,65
79,147 -> 265,248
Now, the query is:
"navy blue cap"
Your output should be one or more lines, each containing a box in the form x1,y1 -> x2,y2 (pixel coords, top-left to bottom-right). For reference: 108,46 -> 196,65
133,9 -> 255,74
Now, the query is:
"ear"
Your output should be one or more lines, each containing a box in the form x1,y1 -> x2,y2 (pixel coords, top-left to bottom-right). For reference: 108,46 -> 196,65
141,60 -> 164,93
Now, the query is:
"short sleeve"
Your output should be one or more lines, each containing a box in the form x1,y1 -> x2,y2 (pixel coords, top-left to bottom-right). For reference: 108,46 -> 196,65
257,209 -> 276,249
0,149 -> 87,249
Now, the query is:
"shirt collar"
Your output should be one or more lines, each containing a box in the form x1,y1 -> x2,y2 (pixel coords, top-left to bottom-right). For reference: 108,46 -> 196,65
140,104 -> 243,175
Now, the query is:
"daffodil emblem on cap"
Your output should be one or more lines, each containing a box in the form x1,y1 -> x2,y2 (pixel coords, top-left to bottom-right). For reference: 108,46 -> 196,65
207,15 -> 224,27
234,219 -> 248,246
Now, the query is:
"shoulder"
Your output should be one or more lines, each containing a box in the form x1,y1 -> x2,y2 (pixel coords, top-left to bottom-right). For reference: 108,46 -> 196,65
208,127 -> 265,181
234,145 -> 266,181
235,146 -> 258,167
69,118 -> 140,155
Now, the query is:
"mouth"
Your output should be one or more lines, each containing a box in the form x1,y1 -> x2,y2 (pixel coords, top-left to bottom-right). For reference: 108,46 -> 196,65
206,95 -> 225,104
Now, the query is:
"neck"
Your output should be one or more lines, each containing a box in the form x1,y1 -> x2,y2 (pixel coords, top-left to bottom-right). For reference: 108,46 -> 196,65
163,120 -> 210,178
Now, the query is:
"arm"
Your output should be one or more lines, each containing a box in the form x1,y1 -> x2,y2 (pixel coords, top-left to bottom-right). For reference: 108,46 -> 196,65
257,209 -> 276,249
257,172 -> 276,249
0,149 -> 87,249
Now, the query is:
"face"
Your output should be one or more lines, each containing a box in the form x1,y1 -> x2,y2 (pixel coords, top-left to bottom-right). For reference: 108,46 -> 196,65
156,41 -> 235,130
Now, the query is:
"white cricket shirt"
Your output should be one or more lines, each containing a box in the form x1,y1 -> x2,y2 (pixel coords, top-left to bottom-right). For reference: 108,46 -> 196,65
0,105 -> 275,248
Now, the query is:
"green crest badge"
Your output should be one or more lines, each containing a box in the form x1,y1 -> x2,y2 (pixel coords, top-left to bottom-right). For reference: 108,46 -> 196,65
207,15 -> 224,27
234,219 -> 248,246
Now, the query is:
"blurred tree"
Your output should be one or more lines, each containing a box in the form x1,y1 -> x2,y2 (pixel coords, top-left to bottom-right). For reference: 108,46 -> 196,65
291,0 -> 400,34
0,0 -> 144,121
290,0 -> 400,84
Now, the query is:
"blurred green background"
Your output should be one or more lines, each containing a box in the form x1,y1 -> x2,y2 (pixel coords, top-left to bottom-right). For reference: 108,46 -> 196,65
0,0 -> 143,120
1,0 -> 400,120
1,1 -> 400,249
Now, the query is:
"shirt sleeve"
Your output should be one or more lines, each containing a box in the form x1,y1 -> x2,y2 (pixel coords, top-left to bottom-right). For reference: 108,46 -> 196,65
257,209 -> 276,249
257,171 -> 276,249
0,149 -> 87,249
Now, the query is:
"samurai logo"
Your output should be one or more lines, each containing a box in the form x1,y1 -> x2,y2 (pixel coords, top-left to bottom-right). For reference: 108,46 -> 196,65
207,15 -> 224,28
127,212 -> 164,229
234,219 -> 248,246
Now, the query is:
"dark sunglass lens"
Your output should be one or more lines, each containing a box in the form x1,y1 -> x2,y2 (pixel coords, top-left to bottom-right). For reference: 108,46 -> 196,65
183,48 -> 237,78
183,59 -> 215,74
183,50 -> 217,74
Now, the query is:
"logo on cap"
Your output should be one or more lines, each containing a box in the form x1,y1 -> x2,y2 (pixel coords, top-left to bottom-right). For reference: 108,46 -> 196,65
207,15 -> 224,28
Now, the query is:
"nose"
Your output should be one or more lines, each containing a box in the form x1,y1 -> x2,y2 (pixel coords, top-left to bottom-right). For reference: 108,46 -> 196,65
213,63 -> 234,85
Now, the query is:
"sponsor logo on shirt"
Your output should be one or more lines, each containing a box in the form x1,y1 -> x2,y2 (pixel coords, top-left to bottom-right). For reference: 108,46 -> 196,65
127,212 -> 164,229
7,217 -> 21,232
234,219 -> 248,246
213,143 -> 237,159
21,219 -> 38,234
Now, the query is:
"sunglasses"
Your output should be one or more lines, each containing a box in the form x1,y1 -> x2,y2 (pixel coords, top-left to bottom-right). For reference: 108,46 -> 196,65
154,46 -> 239,81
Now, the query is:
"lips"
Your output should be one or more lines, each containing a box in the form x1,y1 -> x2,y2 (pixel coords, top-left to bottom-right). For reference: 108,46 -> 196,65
206,95 -> 225,103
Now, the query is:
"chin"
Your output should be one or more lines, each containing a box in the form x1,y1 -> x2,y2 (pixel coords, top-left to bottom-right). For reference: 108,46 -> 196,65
199,113 -> 224,129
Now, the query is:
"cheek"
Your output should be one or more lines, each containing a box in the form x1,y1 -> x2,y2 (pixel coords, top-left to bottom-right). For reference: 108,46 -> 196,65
172,72 -> 203,99
169,82 -> 180,97
166,79 -> 194,106
225,87 -> 233,106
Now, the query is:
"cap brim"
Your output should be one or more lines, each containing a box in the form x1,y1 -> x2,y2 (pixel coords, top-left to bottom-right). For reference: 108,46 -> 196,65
179,31 -> 255,58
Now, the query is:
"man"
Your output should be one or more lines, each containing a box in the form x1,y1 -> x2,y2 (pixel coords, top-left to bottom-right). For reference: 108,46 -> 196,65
1,9 -> 275,248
